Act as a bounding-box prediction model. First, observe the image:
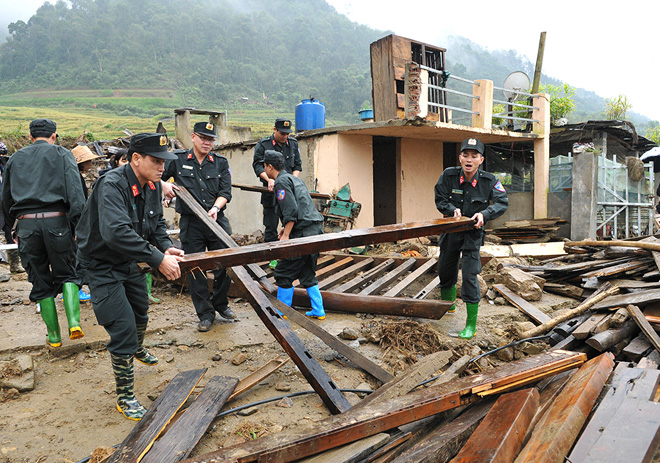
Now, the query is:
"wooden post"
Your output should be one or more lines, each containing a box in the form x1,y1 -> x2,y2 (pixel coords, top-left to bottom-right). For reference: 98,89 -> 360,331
472,79 -> 493,129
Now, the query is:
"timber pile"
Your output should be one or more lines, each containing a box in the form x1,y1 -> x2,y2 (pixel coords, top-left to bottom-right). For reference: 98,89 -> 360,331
487,217 -> 567,243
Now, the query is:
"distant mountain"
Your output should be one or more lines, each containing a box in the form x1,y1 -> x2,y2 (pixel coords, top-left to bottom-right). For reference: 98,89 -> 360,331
0,0 -> 654,130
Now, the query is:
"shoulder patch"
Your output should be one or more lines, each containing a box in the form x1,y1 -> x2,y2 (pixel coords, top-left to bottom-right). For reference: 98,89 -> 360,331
277,189 -> 285,201
494,181 -> 506,192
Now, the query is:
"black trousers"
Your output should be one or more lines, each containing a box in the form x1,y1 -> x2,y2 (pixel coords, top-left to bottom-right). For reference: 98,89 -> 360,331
274,222 -> 323,289
16,214 -> 79,301
437,234 -> 482,304
87,260 -> 148,356
180,214 -> 232,322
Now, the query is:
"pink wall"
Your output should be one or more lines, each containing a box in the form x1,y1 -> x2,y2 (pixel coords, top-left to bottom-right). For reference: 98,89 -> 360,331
399,138 -> 445,222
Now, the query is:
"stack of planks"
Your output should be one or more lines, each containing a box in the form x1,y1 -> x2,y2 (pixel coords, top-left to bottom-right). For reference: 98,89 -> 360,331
486,217 -> 567,244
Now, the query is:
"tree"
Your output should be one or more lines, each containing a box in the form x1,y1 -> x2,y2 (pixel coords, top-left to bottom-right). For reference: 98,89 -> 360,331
539,83 -> 576,124
604,94 -> 632,120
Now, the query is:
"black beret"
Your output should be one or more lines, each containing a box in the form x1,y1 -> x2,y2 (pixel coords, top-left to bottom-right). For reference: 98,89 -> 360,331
129,133 -> 177,160
29,119 -> 57,137
264,150 -> 284,165
193,121 -> 218,139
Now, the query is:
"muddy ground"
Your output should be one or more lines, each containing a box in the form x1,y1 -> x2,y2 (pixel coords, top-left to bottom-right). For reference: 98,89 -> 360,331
0,256 -> 575,463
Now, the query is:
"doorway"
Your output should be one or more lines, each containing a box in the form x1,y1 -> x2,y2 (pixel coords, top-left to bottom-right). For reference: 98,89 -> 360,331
373,136 -> 398,226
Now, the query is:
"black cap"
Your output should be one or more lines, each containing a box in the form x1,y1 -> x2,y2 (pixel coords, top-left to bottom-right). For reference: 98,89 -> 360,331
460,137 -> 485,155
193,121 -> 218,139
129,133 -> 177,160
29,119 -> 57,137
264,150 -> 284,165
274,118 -> 293,134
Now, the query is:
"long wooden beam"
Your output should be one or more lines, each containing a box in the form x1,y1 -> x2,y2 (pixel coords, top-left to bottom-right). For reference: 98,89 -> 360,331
289,288 -> 453,319
179,350 -> 586,463
179,217 -> 475,271
232,182 -> 332,200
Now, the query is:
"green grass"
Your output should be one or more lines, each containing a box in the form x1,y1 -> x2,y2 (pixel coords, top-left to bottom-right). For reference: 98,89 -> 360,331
0,89 -> 346,141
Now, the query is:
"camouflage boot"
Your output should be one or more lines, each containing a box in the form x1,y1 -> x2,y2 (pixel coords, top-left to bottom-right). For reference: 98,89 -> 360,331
7,249 -> 25,274
134,322 -> 158,366
111,353 -> 146,420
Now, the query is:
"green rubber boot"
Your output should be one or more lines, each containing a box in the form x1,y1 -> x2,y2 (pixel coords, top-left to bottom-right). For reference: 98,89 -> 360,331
134,322 -> 158,366
459,303 -> 479,339
440,285 -> 457,314
38,297 -> 61,347
111,353 -> 147,420
146,273 -> 161,304
62,282 -> 84,340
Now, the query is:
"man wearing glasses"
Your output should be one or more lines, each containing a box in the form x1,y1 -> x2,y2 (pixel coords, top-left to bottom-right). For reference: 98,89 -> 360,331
162,122 -> 235,332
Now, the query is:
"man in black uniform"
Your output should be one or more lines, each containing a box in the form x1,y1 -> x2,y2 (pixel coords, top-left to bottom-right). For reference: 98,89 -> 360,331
76,133 -> 184,420
434,137 -> 508,339
1,119 -> 86,347
263,150 -> 326,319
161,121 -> 235,332
253,118 -> 302,248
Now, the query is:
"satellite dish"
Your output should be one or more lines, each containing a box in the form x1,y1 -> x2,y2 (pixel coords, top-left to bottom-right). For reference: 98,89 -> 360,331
502,71 -> 531,101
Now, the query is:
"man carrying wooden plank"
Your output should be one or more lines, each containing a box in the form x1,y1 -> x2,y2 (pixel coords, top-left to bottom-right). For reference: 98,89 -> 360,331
434,137 -> 508,339
76,133 -> 184,420
264,150 -> 326,319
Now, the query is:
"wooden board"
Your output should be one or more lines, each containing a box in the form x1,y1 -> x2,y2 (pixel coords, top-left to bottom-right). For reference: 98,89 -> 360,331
569,365 -> 660,463
298,433 -> 390,463
180,351 -> 586,463
493,284 -> 551,325
141,376 -> 238,463
108,369 -> 207,463
593,289 -> 660,310
622,333 -> 654,362
514,353 -> 615,463
628,304 -> 660,355
333,259 -> 396,293
359,258 -> 417,295
318,258 -> 374,290
179,217 -> 476,272
228,358 -> 288,401
451,388 -> 539,463
573,313 -> 608,340
414,276 -> 440,299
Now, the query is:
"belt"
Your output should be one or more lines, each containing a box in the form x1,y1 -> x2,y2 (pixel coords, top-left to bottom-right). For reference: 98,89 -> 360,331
17,211 -> 66,220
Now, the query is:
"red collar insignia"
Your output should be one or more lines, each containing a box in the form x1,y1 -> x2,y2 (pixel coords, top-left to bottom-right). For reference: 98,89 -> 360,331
460,175 -> 464,185
459,175 -> 478,187
271,139 -> 276,146
187,152 -> 193,160
208,154 -> 214,162
131,184 -> 139,197
147,181 -> 156,190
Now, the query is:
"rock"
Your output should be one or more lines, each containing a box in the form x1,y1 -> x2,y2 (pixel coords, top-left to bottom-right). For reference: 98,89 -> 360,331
491,328 -> 506,337
211,353 -> 223,361
517,321 -> 536,333
348,340 -> 360,349
269,424 -> 283,434
494,297 -> 507,305
231,353 -> 248,365
276,397 -> 294,408
470,346 -> 482,357
324,353 -> 336,362
237,406 -> 259,416
366,333 -> 380,343
339,327 -> 359,340
355,382 -> 371,397
344,392 -> 361,406
275,381 -> 291,392
89,446 -> 115,463
165,356 -> 175,363
0,274 -> 9,283
519,341 -> 545,355
495,267 -> 544,301
0,354 -> 35,392
496,347 -> 514,362
0,388 -> 19,402
457,273 -> 488,299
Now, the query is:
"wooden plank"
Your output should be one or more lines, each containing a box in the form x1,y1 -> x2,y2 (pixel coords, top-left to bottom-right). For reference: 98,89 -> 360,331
387,400 -> 495,463
108,369 -> 207,463
628,304 -> 660,355
514,353 -> 615,463
228,358 -> 289,401
593,288 -> 660,310
180,351 -> 586,463
141,376 -> 238,463
178,217 -> 476,272
264,291 -> 394,383
622,333 -> 654,362
580,399 -> 660,463
318,258 -> 374,290
290,287 -> 452,319
175,185 -> 352,414
383,258 -> 437,297
350,350 -> 452,412
451,388 -> 539,463
414,276 -> 439,299
359,431 -> 412,463
231,183 -> 332,200
333,259 -> 397,293
493,284 -> 551,325
581,259 -> 652,278
585,319 -> 639,352
569,364 -> 660,463
639,350 -> 660,369
573,313 -> 608,340
543,282 -> 584,299
298,433 -> 391,463
315,256 -> 354,279
432,355 -> 472,386
359,258 -> 417,295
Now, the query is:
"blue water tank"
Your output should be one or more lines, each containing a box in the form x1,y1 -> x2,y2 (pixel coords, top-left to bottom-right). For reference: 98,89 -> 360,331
295,98 -> 325,132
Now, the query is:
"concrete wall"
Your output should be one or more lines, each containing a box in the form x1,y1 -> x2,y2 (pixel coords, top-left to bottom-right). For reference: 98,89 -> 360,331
487,192 -> 534,229
399,138 -> 445,222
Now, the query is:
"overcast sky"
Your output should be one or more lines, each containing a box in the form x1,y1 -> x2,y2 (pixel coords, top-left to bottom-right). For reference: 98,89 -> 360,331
2,0 -> 659,123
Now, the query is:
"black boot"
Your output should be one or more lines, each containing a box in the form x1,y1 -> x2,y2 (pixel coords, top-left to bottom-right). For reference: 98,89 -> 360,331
111,353 -> 146,420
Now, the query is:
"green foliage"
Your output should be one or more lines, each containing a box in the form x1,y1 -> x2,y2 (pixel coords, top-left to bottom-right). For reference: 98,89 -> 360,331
646,126 -> 660,145
492,103 -> 506,127
605,94 -> 632,120
539,83 -> 576,123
